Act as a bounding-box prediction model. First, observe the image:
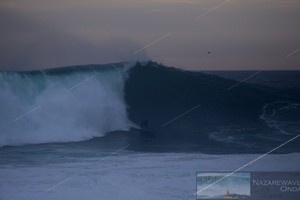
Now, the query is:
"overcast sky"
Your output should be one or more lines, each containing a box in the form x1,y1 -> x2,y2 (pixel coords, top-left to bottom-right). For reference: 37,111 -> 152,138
1,0 -> 299,71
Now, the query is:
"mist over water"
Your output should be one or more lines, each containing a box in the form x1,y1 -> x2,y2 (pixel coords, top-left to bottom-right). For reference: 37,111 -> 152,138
0,63 -> 132,146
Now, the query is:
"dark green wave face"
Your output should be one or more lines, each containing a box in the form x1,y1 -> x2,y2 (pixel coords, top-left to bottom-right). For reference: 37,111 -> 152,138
1,61 -> 300,153
124,62 -> 300,153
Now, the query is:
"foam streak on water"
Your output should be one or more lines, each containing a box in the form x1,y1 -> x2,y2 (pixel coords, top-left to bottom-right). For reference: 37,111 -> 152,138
0,152 -> 300,200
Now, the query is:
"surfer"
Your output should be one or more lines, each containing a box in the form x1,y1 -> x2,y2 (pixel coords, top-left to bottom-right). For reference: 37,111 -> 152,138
139,120 -> 155,137
141,120 -> 149,130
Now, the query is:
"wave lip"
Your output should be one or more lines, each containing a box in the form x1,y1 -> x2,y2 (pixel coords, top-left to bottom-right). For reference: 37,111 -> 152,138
0,63 -> 134,146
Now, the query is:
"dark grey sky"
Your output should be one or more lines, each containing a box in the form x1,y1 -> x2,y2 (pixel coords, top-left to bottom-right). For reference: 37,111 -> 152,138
1,0 -> 299,71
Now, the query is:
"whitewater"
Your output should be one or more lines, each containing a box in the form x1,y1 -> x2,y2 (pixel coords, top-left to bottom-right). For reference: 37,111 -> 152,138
0,63 -> 133,146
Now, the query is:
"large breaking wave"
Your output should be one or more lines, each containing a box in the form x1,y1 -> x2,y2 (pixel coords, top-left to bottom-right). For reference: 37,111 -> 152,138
1,61 -> 300,151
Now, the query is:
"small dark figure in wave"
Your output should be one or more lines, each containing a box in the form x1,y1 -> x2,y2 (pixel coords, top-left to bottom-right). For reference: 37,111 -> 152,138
139,120 -> 155,138
141,120 -> 149,130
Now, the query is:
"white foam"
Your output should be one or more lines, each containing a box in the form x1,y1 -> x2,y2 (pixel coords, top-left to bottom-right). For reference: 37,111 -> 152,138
260,101 -> 300,136
0,65 -> 133,146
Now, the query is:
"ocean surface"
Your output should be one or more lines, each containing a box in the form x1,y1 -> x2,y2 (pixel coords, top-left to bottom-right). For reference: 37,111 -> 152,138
1,62 -> 300,199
